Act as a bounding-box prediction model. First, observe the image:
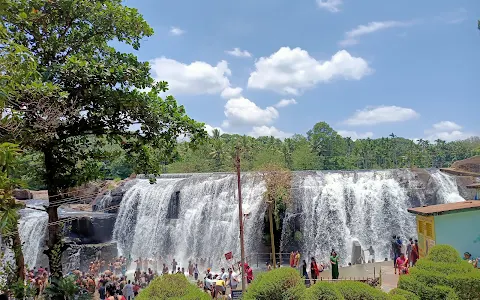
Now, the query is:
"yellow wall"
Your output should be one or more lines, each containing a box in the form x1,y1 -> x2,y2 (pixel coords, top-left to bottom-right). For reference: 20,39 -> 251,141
416,215 -> 436,258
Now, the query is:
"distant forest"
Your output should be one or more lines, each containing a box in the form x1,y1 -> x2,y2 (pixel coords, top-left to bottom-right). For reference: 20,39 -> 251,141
13,122 -> 480,190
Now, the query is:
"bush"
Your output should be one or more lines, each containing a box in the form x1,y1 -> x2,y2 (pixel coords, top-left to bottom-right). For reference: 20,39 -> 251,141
447,271 -> 480,300
414,259 -> 474,275
334,281 -> 389,300
425,245 -> 461,264
408,268 -> 449,287
136,274 -> 210,300
304,281 -> 344,300
432,285 -> 459,300
243,267 -> 306,300
398,275 -> 440,300
388,288 -> 420,300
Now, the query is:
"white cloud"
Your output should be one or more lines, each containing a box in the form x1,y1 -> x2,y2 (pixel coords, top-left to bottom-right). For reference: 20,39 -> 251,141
432,121 -> 462,132
150,58 -> 232,95
249,126 -> 292,139
226,48 -> 252,58
316,0 -> 342,13
337,130 -> 374,140
340,21 -> 413,46
221,87 -> 243,99
204,124 -> 224,136
247,47 -> 371,95
344,106 -> 420,126
169,26 -> 185,36
223,97 -> 279,127
426,131 -> 474,142
424,121 -> 474,142
275,99 -> 297,108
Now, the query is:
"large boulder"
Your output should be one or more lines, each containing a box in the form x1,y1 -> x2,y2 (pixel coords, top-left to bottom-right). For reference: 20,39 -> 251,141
92,179 -> 138,213
451,156 -> 480,174
60,209 -> 117,244
13,189 -> 33,200
62,242 -> 118,273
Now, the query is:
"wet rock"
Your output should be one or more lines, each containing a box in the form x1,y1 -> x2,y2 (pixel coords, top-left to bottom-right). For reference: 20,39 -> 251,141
60,209 -> 116,244
92,179 -> 138,212
351,241 -> 363,265
13,189 -> 33,200
62,242 -> 118,273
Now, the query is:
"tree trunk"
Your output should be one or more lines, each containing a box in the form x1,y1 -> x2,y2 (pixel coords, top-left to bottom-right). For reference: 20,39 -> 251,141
43,148 -> 63,279
12,229 -> 26,280
268,202 -> 276,269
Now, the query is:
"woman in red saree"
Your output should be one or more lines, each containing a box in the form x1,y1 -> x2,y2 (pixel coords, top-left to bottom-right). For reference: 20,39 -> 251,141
411,239 -> 419,266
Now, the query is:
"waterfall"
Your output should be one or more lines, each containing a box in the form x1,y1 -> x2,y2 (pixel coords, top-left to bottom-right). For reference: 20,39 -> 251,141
113,174 -> 266,270
284,169 -> 464,266
430,170 -> 465,203
18,208 -> 48,268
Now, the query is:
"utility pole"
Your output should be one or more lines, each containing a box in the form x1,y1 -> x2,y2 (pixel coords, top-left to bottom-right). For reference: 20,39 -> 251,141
235,146 -> 247,294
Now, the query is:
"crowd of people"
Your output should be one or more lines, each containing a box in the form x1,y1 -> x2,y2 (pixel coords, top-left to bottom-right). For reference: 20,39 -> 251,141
391,235 -> 420,275
26,266 -> 50,297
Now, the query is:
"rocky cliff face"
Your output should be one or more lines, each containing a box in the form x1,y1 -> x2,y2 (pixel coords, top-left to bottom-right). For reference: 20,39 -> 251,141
451,156 -> 480,174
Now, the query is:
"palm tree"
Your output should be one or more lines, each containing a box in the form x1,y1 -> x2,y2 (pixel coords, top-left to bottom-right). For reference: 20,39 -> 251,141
209,129 -> 224,171
0,142 -> 26,281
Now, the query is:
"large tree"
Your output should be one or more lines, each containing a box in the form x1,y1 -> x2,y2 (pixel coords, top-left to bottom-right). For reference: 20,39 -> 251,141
1,0 -> 206,278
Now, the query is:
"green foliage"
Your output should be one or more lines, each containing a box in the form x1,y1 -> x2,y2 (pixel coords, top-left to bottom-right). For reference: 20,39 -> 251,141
161,123 -> 480,175
304,281 -> 344,300
243,267 -> 306,300
43,276 -> 92,300
413,259 -> 474,275
398,245 -> 480,300
426,245 -> 462,264
136,274 -> 209,300
334,281 -> 389,300
388,288 -> 420,300
294,231 -> 303,242
8,279 -> 37,299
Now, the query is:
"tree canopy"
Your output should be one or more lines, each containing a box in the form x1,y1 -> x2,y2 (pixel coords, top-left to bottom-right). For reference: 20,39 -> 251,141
1,0 -> 207,277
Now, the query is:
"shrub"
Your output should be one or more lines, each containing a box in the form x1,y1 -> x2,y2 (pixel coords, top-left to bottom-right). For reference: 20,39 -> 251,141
447,271 -> 480,300
304,281 -> 344,300
398,275 -> 460,300
398,274 -> 439,300
388,288 -> 420,300
243,267 -> 306,300
425,245 -> 461,264
432,285 -> 459,300
136,274 -> 210,300
414,259 -> 474,275
408,268 -> 449,287
334,281 -> 389,300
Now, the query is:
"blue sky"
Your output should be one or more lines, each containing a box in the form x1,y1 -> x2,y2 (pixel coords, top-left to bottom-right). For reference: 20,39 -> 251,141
119,0 -> 480,141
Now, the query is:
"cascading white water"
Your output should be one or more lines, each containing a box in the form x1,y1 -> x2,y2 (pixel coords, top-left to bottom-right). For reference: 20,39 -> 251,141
288,169 -> 465,266
430,170 -> 465,203
18,208 -> 48,268
113,174 -> 266,270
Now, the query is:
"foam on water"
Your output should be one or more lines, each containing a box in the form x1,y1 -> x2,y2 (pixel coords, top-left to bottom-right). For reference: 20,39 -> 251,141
285,169 -> 464,265
113,174 -> 266,270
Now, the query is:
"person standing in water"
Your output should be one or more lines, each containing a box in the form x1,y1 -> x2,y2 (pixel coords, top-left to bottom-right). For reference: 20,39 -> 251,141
193,263 -> 199,280
171,259 -> 177,274
294,251 -> 301,268
302,260 -> 309,286
310,257 -> 319,284
330,250 -> 339,279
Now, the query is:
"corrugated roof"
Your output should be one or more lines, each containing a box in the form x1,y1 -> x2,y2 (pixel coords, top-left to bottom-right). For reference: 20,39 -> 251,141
408,201 -> 480,216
